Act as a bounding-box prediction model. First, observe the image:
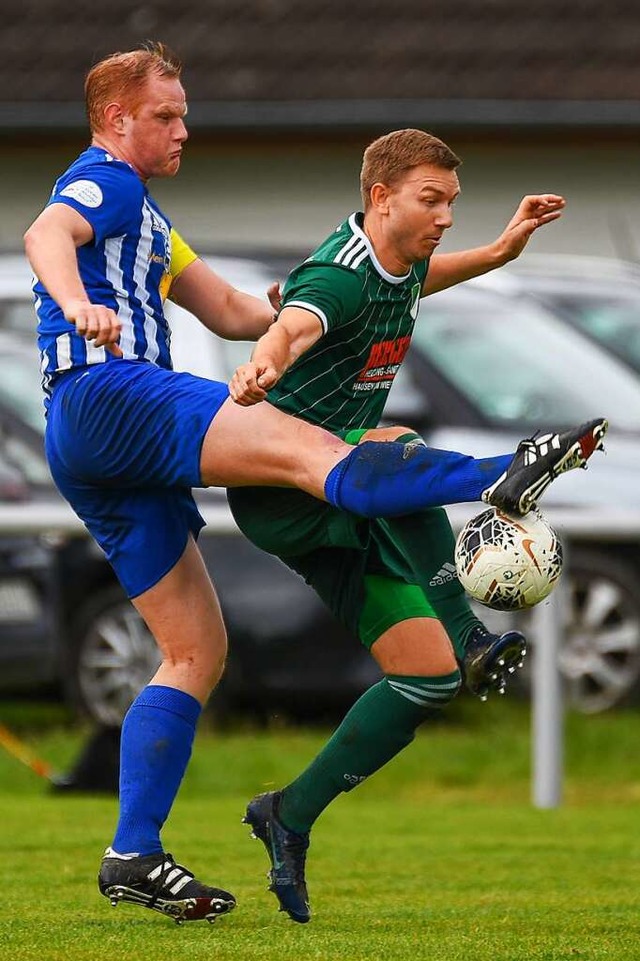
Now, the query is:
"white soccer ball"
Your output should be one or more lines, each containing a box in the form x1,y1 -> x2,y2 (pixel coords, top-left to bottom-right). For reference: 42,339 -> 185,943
454,507 -> 563,611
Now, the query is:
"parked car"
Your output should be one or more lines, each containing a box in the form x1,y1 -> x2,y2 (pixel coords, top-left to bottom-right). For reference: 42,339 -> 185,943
485,253 -> 640,377
0,312 -> 380,726
168,261 -> 640,713
4,249 -> 640,715
383,281 -> 640,713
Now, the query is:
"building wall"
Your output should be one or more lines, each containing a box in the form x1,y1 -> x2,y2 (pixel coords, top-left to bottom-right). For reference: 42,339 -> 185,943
3,136 -> 640,261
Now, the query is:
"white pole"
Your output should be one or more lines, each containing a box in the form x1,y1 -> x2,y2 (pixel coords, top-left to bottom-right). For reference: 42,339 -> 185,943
531,582 -> 565,808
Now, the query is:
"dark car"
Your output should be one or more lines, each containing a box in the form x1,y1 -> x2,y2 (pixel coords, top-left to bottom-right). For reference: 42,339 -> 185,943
5,251 -> 640,714
0,324 -> 380,725
381,280 -> 640,713
168,259 -> 640,713
0,442 -> 60,692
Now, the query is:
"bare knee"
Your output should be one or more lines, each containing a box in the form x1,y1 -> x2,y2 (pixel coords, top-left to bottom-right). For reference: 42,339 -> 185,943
148,629 -> 228,704
372,618 -> 458,677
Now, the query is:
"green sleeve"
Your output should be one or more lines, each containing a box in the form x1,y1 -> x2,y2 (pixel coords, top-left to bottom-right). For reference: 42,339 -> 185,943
281,262 -> 363,333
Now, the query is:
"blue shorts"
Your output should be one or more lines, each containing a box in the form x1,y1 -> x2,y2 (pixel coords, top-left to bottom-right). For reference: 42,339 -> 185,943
45,361 -> 230,598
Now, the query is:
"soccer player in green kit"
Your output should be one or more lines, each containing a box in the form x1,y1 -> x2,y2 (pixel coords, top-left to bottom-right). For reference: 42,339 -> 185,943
227,129 -> 606,922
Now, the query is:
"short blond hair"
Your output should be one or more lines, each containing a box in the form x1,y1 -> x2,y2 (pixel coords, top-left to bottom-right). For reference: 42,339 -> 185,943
85,41 -> 182,134
360,129 -> 461,209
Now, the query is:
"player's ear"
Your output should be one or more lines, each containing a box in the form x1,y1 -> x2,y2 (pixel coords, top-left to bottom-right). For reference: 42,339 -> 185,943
104,102 -> 126,134
370,182 -> 391,214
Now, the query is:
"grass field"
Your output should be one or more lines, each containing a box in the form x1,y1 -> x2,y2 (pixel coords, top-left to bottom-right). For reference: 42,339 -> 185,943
0,698 -> 639,960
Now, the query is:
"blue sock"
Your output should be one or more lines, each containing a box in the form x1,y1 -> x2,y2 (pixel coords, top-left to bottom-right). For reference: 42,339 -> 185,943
112,684 -> 202,856
324,441 -> 513,517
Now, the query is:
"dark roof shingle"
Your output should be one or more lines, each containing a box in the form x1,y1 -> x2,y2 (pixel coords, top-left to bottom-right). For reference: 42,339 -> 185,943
4,0 -> 640,103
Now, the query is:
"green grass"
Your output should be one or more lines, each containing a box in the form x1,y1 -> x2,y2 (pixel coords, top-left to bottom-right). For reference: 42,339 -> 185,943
0,699 -> 639,960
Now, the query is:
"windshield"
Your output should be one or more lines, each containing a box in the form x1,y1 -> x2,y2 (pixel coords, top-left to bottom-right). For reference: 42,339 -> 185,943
547,290 -> 640,375
413,287 -> 640,431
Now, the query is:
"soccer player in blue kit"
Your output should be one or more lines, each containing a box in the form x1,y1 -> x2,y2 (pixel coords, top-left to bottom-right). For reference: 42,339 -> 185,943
24,43 -> 606,926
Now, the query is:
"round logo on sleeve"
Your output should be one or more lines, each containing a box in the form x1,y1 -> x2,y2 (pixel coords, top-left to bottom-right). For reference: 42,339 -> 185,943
59,180 -> 104,208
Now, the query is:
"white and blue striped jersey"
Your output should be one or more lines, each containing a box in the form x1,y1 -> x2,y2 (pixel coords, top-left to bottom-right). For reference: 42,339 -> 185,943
35,146 -> 174,397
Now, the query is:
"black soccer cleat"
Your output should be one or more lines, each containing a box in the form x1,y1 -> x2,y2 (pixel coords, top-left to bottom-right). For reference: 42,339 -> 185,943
243,791 -> 311,923
462,626 -> 527,701
98,848 -> 236,924
482,418 -> 608,515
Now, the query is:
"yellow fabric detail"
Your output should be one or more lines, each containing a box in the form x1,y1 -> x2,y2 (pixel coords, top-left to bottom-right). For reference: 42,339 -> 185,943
160,228 -> 198,302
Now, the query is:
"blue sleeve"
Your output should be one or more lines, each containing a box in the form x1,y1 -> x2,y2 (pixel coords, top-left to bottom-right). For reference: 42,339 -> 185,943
48,163 -> 143,244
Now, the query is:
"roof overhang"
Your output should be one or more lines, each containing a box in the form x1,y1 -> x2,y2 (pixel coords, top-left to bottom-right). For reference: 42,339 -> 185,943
2,98 -> 640,134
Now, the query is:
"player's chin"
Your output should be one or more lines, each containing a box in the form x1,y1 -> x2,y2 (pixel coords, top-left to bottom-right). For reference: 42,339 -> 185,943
161,156 -> 182,176
422,238 -> 441,255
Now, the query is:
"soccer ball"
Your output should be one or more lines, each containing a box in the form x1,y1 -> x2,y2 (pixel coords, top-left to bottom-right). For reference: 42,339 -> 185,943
454,507 -> 563,611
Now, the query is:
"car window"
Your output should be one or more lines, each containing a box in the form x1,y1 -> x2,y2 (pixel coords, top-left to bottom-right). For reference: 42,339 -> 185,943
544,291 -> 640,374
0,299 -> 36,335
0,346 -> 46,435
414,288 -> 640,431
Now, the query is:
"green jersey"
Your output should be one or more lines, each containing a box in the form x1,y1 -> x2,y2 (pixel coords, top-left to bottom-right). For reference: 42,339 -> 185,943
269,212 -> 429,433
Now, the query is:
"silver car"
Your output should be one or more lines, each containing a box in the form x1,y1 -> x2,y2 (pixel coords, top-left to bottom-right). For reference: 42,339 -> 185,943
3,251 -> 640,714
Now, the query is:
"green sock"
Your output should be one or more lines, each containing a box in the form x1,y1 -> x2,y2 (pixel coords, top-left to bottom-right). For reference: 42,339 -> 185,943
278,671 -> 460,833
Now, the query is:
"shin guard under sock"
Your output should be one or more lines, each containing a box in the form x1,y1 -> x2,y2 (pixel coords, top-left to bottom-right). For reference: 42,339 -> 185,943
324,441 -> 512,518
112,685 -> 201,855
278,671 -> 461,833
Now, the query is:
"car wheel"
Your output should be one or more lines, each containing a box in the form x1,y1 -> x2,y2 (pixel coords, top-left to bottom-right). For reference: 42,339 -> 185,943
65,586 -> 161,726
557,548 -> 640,713
469,548 -> 640,713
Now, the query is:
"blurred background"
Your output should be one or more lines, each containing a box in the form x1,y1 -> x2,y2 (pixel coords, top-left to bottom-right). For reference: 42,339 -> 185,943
1,0 -> 640,758
2,0 -> 640,255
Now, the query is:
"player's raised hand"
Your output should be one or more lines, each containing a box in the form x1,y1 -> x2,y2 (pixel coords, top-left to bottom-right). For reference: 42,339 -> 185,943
63,298 -> 123,357
229,361 -> 279,406
497,194 -> 566,263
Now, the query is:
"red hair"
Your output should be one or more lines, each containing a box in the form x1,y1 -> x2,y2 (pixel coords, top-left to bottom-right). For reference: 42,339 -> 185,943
85,42 -> 182,133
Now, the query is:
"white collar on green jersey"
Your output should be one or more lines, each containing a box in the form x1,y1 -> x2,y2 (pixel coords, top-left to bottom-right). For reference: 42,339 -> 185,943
349,213 -> 412,285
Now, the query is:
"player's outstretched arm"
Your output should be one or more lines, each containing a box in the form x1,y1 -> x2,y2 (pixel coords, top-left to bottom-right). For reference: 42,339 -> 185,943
24,204 -> 123,356
170,257 -> 279,340
423,193 -> 566,296
229,306 -> 323,406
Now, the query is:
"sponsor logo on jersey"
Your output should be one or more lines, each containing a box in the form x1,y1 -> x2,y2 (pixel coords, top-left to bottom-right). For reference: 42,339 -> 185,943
353,336 -> 411,392
147,205 -> 171,274
59,179 -> 103,208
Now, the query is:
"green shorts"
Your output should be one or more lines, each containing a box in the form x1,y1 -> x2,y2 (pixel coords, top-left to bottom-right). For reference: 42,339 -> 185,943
227,486 -> 437,648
